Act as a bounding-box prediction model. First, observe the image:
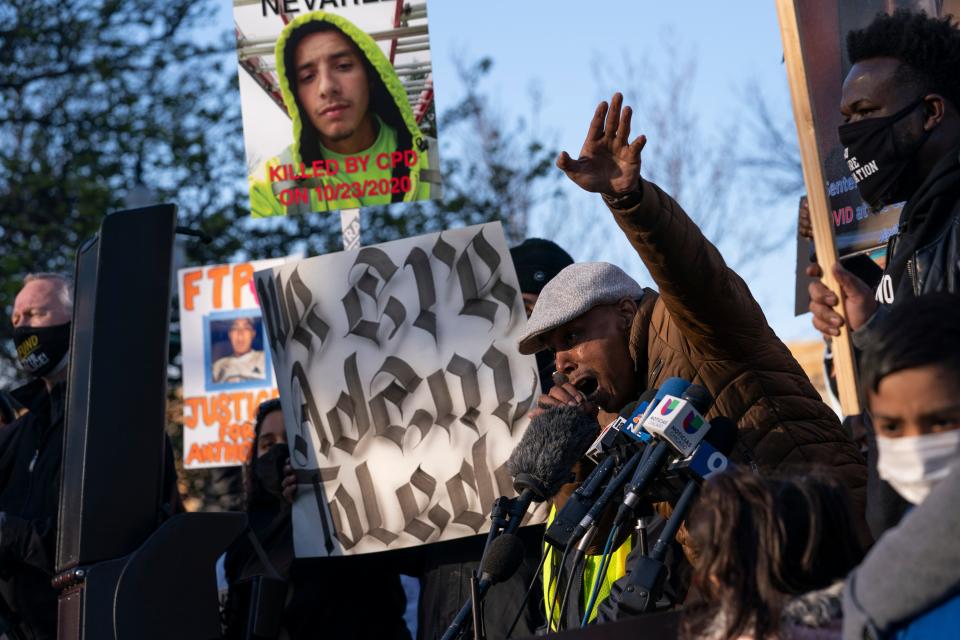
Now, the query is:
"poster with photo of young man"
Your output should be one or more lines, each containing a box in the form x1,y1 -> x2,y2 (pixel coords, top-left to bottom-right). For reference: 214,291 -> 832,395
234,1 -> 442,216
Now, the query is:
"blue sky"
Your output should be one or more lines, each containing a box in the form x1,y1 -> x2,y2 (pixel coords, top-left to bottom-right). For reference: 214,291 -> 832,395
422,0 -> 814,340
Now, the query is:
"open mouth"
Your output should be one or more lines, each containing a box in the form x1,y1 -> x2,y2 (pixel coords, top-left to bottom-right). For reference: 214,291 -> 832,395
574,376 -> 599,399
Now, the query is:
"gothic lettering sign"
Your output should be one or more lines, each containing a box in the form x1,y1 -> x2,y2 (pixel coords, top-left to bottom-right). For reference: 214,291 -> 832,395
255,223 -> 543,556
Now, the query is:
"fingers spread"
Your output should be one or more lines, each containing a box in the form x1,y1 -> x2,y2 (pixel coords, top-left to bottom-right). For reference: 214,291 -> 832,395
616,105 -> 632,146
604,93 -> 623,141
586,101 -> 608,141
628,134 -> 647,159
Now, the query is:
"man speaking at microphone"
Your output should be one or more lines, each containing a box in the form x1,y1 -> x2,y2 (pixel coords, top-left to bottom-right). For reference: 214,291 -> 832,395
517,93 -> 868,625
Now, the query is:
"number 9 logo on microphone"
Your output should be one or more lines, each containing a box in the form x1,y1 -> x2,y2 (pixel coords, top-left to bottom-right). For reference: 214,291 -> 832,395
703,451 -> 729,479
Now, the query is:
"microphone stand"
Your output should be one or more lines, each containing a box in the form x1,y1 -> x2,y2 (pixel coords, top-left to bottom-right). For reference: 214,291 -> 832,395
620,480 -> 700,614
441,491 -> 533,640
469,572 -> 485,640
477,496 -> 511,571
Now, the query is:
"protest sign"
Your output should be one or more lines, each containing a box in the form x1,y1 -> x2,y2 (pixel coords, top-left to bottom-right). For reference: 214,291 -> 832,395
234,0 -> 442,217
777,0 -> 943,414
255,223 -> 542,556
179,258 -> 287,469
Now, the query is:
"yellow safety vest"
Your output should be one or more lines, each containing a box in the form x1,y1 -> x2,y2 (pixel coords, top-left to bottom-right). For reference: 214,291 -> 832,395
542,506 -> 632,630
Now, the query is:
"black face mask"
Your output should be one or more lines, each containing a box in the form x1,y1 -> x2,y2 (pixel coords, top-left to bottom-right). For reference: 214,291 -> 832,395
838,96 -> 930,210
254,443 -> 289,502
14,323 -> 71,378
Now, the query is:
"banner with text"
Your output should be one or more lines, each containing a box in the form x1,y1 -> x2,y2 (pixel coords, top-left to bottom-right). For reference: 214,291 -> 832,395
255,223 -> 542,556
234,0 -> 442,217
179,258 -> 287,469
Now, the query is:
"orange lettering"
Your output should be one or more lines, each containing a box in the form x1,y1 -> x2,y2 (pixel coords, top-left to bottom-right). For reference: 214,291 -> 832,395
208,265 -> 230,309
183,270 -> 202,311
186,443 -> 203,466
233,263 -> 254,308
183,397 -> 201,429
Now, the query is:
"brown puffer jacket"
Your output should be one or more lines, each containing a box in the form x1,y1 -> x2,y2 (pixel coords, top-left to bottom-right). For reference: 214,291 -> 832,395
608,178 -> 867,515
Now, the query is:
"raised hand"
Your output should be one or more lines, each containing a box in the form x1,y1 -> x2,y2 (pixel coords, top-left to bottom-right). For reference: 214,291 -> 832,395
556,92 -> 647,196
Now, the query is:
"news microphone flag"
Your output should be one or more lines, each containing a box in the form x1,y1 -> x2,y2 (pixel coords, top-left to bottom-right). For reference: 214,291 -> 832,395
643,395 -> 710,456
623,377 -> 690,441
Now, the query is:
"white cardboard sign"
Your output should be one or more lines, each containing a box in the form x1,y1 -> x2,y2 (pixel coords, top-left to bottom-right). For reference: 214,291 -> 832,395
255,223 -> 543,556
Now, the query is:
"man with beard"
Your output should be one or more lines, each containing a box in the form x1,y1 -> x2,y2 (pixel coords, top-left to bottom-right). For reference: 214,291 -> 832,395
807,10 -> 960,536
516,92 -> 867,628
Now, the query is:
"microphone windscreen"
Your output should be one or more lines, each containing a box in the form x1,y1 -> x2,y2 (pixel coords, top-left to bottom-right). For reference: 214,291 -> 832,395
480,533 -> 526,584
704,416 -> 737,455
681,384 -> 713,414
507,406 -> 597,499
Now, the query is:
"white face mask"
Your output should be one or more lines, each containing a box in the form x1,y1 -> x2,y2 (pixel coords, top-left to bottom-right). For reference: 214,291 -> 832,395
876,430 -> 960,504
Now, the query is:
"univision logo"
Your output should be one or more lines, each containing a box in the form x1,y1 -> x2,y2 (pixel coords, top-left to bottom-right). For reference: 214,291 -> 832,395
660,399 -> 680,416
683,411 -> 704,434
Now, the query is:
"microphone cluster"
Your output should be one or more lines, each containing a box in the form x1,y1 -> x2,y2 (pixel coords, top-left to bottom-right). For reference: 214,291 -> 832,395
444,377 -> 738,639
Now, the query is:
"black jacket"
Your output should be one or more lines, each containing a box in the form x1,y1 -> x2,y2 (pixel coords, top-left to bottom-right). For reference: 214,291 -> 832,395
412,524 -> 546,640
0,379 -> 185,640
852,147 -> 960,538
871,147 -> 960,305
225,500 -> 412,640
0,381 -> 65,640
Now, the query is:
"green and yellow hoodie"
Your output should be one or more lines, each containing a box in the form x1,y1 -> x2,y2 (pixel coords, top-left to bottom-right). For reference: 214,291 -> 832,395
249,11 -> 433,217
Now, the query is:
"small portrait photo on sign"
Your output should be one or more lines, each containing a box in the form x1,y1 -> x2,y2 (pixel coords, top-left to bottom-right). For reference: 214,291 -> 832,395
204,313 -> 272,391
234,1 -> 442,217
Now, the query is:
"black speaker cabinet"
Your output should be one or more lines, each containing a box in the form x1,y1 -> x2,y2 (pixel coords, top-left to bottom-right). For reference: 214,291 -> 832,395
56,204 -> 177,572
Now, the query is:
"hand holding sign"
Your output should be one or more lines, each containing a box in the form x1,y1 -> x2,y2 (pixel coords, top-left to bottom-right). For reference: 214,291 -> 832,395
557,92 -> 647,196
806,262 -> 878,338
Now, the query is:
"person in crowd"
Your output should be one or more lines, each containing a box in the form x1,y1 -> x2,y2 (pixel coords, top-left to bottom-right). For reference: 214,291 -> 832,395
0,273 -> 184,639
682,470 -> 865,640
843,293 -> 960,639
516,92 -> 868,629
809,10 -> 960,338
249,11 -> 435,216
807,9 -> 960,537
510,237 -> 575,393
213,317 -> 267,384
0,273 -> 73,638
226,399 -> 412,640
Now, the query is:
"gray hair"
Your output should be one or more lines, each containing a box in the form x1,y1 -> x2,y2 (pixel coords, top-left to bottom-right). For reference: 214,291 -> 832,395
23,272 -> 74,311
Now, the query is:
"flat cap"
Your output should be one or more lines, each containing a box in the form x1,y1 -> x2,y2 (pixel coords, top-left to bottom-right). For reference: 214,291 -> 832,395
517,262 -> 644,355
